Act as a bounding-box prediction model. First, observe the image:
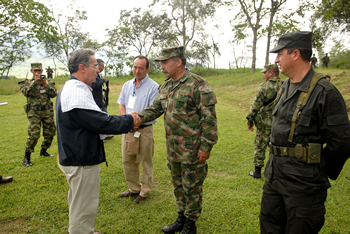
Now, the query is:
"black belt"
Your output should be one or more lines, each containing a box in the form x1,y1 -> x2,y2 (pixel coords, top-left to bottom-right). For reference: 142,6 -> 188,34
139,124 -> 152,129
30,105 -> 51,111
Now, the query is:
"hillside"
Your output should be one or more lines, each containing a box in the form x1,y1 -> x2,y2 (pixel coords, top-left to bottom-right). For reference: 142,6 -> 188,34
0,68 -> 349,233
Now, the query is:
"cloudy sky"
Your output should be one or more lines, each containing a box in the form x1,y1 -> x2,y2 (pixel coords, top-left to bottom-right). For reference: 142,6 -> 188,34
9,0 -> 316,77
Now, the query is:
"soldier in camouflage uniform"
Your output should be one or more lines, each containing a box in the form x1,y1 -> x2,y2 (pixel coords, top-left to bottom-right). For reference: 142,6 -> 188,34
246,64 -> 281,178
310,54 -> 318,68
322,53 -> 330,68
132,46 -> 218,234
19,63 -> 57,166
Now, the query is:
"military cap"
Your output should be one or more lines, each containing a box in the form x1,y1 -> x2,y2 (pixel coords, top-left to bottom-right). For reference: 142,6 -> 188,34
270,31 -> 312,53
155,46 -> 184,62
31,63 -> 43,70
261,63 -> 279,73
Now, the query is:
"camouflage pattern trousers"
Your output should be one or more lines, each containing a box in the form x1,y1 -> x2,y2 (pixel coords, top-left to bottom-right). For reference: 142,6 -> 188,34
25,110 -> 56,153
170,161 -> 208,221
253,127 -> 271,167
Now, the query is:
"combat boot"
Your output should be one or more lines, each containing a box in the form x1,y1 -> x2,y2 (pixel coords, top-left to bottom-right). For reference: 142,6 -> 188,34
249,166 -> 262,178
22,152 -> 33,166
40,148 -> 54,157
180,219 -> 197,234
162,212 -> 186,233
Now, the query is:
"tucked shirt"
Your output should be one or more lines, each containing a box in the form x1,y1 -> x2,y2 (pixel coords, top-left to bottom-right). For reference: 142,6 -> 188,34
117,74 -> 159,125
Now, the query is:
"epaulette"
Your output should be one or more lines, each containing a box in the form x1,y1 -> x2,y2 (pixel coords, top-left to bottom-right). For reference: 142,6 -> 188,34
317,77 -> 332,91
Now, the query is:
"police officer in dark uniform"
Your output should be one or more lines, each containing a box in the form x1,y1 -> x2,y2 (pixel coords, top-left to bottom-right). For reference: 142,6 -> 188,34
260,31 -> 350,233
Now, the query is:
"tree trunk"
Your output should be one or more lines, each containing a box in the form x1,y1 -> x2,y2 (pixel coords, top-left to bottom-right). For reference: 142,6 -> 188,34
251,30 -> 257,73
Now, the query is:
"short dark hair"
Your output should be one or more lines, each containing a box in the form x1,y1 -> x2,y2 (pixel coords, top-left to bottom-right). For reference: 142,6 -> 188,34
269,68 -> 279,76
325,75 -> 331,79
286,47 -> 312,62
172,57 -> 186,66
134,55 -> 149,69
68,48 -> 95,74
97,59 -> 104,65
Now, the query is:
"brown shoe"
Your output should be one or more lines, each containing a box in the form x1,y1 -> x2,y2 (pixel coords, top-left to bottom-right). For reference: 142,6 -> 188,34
134,195 -> 147,204
0,176 -> 13,184
119,190 -> 139,198
105,135 -> 114,140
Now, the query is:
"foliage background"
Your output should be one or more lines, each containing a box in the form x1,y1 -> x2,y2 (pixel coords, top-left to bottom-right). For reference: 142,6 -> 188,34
0,68 -> 350,233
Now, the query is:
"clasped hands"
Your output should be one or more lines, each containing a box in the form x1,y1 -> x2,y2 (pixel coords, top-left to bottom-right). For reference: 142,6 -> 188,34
129,111 -> 142,131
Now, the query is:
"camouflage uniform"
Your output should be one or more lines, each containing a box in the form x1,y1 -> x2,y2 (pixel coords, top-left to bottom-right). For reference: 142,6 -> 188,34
310,56 -> 318,68
322,54 -> 330,68
246,67 -> 281,168
138,48 -> 217,222
19,63 -> 57,156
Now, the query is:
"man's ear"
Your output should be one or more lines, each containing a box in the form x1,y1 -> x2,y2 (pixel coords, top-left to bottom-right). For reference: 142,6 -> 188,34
176,58 -> 182,67
293,49 -> 301,61
78,64 -> 85,72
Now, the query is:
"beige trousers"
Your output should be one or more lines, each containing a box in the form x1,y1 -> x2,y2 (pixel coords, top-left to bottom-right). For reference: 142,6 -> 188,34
122,125 -> 154,197
62,164 -> 100,234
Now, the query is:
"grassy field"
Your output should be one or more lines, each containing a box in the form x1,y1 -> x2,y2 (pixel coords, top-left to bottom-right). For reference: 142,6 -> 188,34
0,68 -> 349,233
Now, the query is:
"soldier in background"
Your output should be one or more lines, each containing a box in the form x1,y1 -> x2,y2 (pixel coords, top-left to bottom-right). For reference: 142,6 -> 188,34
89,59 -> 113,140
310,54 -> 318,68
132,46 -> 218,234
322,53 -> 330,68
19,63 -> 57,166
246,64 -> 281,178
46,66 -> 53,79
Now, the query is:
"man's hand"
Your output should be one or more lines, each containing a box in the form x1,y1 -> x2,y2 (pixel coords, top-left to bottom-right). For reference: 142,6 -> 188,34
129,111 -> 141,129
248,125 -> 254,131
34,74 -> 48,87
197,150 -> 211,163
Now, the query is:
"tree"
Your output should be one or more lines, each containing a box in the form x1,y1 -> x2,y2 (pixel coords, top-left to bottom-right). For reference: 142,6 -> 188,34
42,1 -> 91,71
0,0 -> 56,44
0,31 -> 31,77
152,0 -> 219,54
264,0 -> 287,65
227,0 -> 267,72
107,8 -> 176,57
312,0 -> 350,34
0,0 -> 56,74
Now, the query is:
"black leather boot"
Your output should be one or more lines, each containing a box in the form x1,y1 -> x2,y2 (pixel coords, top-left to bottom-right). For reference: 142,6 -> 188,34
22,152 -> 32,166
162,212 -> 186,233
249,166 -> 262,178
180,219 -> 197,234
40,148 -> 53,157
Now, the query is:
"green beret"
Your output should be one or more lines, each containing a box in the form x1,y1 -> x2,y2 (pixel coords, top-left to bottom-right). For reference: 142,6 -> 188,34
270,31 -> 312,53
31,63 -> 42,70
155,46 -> 184,62
261,63 -> 279,73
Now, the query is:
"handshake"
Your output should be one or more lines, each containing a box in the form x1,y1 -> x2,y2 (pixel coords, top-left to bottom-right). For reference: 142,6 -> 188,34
129,111 -> 142,131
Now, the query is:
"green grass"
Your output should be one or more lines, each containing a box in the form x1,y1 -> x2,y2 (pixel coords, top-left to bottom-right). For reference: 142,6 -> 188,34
1,68 -> 350,233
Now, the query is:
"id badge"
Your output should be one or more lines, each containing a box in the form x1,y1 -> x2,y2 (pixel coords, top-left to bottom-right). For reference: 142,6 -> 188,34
134,131 -> 141,138
127,95 -> 137,109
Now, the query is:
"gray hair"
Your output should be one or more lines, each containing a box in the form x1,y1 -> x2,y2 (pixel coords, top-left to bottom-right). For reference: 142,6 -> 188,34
68,48 -> 95,74
172,56 -> 186,66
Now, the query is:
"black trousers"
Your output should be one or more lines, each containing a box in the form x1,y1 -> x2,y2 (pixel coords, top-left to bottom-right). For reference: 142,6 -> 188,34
260,184 -> 327,234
